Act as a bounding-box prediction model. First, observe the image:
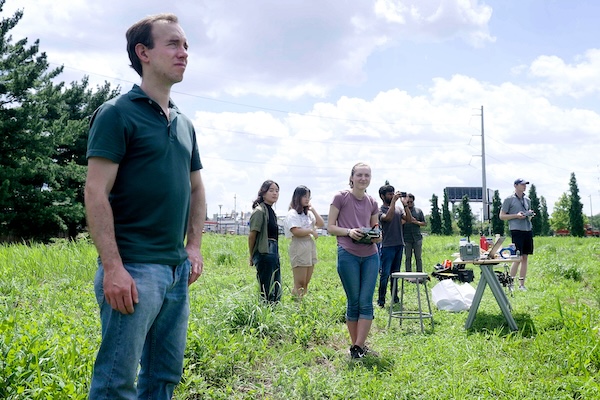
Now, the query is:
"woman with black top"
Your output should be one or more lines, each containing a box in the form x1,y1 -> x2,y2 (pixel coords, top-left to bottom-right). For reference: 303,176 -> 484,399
248,180 -> 281,303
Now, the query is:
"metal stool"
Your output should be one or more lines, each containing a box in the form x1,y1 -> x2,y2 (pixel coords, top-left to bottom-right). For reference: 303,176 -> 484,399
388,272 -> 434,333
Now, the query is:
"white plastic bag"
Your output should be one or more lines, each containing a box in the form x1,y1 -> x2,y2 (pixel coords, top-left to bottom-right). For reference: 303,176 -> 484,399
431,280 -> 476,312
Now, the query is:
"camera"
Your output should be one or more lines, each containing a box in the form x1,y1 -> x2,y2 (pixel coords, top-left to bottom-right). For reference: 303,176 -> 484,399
397,191 -> 407,197
524,210 -> 534,217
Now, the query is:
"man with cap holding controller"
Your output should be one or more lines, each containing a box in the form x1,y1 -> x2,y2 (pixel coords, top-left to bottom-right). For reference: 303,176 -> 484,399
499,178 -> 535,291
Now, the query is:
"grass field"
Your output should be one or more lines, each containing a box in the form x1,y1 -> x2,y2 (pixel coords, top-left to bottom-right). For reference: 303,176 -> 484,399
1,234 -> 599,399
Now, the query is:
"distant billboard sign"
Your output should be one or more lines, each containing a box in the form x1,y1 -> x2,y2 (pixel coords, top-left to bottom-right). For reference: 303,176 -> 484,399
446,187 -> 486,202
445,187 -> 494,220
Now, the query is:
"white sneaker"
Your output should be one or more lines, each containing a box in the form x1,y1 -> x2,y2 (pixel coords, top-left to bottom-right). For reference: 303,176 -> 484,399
518,285 -> 527,291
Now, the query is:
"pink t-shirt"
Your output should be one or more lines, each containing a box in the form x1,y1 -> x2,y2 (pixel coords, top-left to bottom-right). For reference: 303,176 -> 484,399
331,190 -> 379,257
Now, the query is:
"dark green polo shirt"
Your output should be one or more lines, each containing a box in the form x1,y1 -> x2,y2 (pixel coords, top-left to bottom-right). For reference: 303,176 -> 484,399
87,85 -> 202,265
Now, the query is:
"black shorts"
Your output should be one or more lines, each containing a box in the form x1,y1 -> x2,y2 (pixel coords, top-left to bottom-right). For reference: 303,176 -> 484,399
510,230 -> 534,255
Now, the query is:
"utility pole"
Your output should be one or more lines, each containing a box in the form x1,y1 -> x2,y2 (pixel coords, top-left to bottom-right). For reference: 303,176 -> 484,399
590,194 -> 594,227
218,204 -> 222,234
480,106 -> 489,229
234,194 -> 238,234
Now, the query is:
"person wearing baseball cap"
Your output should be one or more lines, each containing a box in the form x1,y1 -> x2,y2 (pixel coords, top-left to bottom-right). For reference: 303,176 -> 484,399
499,178 -> 535,291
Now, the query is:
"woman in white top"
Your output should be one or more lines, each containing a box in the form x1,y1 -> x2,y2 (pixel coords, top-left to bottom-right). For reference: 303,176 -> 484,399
284,185 -> 325,298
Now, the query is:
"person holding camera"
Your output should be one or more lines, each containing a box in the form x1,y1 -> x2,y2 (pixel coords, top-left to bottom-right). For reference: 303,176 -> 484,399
284,185 -> 325,299
376,182 -> 412,309
499,178 -> 535,291
328,162 -> 382,359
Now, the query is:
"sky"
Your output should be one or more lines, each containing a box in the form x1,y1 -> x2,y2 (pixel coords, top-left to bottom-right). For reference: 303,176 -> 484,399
4,0 -> 600,221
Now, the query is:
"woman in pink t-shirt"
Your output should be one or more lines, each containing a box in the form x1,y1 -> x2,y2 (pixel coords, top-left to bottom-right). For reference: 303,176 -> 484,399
327,162 -> 381,359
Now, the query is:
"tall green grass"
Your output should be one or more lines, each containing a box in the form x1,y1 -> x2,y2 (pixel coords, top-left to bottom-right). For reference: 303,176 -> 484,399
1,235 -> 599,399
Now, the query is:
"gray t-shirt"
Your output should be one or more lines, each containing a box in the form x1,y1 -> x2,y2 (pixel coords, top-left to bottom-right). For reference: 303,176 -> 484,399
379,204 -> 405,247
501,193 -> 532,231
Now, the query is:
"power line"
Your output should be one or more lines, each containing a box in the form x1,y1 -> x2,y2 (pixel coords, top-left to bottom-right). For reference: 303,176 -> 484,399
196,125 -> 463,149
52,62 -> 469,127
484,134 -> 597,174
202,155 -> 471,171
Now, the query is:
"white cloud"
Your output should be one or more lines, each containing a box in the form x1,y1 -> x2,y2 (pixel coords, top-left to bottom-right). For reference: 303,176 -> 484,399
528,49 -> 600,98
7,0 -> 495,99
375,0 -> 495,47
193,71 -> 599,217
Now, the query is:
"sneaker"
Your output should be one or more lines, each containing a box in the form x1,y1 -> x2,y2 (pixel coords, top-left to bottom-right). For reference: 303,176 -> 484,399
350,345 -> 364,359
518,285 -> 527,291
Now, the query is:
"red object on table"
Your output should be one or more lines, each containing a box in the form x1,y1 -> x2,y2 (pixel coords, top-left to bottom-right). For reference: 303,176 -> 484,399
479,236 -> 489,251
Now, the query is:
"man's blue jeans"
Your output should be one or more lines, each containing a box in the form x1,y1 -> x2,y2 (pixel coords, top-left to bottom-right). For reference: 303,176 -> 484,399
337,246 -> 379,321
89,260 -> 190,400
377,244 -> 404,307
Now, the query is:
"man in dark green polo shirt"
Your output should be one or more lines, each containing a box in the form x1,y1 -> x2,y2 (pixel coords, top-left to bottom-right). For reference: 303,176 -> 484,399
85,14 -> 206,399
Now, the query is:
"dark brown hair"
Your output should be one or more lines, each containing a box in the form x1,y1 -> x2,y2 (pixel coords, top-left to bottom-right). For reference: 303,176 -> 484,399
252,180 -> 279,209
126,13 -> 179,77
289,185 -> 310,214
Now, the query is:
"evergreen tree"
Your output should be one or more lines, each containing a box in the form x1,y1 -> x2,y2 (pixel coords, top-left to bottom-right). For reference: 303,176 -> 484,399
491,190 -> 505,235
590,213 -> 600,230
442,189 -> 453,235
0,6 -> 57,240
528,184 -> 542,236
568,172 -> 585,237
550,193 -> 570,232
457,195 -> 473,239
429,193 -> 442,234
540,196 -> 551,236
53,78 -> 119,237
0,4 -> 118,241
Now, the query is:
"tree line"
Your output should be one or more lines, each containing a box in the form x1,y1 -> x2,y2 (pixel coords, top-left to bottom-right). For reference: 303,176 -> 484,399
426,172 -> 590,238
0,3 -> 119,242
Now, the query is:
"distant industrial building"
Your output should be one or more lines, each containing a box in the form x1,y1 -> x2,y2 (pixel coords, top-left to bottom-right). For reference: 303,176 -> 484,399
204,212 -> 329,235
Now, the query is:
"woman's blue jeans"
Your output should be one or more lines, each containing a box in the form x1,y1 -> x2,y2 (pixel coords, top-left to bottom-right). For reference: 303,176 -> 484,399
337,246 -> 379,321
89,259 -> 190,400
